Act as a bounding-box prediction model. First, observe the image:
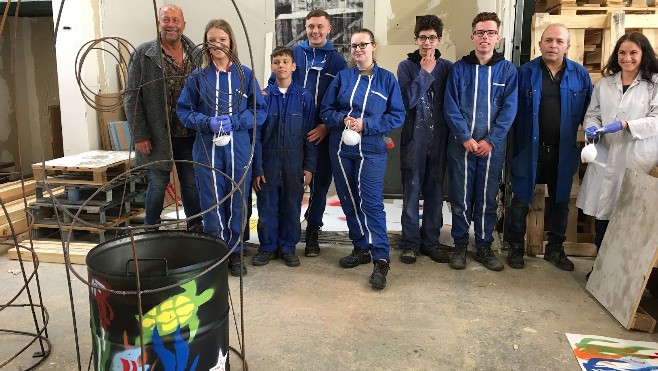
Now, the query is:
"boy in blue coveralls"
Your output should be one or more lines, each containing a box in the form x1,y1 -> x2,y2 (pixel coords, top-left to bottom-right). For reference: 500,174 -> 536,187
252,47 -> 318,267
397,15 -> 453,265
444,12 -> 518,271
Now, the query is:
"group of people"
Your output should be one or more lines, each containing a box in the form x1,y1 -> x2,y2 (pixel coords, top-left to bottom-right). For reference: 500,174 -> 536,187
125,4 -> 658,291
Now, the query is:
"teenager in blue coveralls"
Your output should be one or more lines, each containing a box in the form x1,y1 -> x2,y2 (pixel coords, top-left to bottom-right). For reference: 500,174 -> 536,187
508,24 -> 592,271
177,19 -> 267,277
285,9 -> 348,257
397,15 -> 453,265
444,12 -> 518,271
320,29 -> 405,290
251,46 -> 318,268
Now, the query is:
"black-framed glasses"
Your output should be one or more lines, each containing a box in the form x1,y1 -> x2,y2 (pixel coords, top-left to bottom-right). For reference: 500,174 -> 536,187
472,30 -> 498,37
416,35 -> 439,42
349,42 -> 371,50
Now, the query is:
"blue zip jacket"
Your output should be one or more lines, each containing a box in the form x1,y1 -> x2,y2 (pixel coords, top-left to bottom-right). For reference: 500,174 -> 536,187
270,39 -> 347,114
176,62 -> 267,166
510,57 -> 592,203
320,64 -> 405,153
397,49 -> 453,155
444,51 -> 518,149
253,82 -> 318,182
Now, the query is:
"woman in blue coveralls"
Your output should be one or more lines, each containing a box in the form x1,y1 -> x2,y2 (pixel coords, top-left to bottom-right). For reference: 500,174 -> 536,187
177,19 -> 267,277
320,29 -> 405,290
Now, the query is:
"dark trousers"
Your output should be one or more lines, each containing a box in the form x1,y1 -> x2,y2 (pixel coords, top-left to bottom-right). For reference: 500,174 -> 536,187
508,145 -> 569,251
594,219 -> 609,251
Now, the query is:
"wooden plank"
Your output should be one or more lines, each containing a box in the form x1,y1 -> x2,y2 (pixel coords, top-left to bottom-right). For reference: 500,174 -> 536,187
526,185 -> 546,255
650,166 -> 658,178
6,240 -> 96,265
630,305 -> 657,333
586,170 -> 658,332
32,208 -> 144,232
0,218 -> 29,237
626,14 -> 658,28
0,180 -> 36,203
32,150 -> 133,171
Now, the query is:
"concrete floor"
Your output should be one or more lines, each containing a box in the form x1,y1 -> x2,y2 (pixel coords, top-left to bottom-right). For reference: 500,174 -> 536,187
1,235 -> 657,371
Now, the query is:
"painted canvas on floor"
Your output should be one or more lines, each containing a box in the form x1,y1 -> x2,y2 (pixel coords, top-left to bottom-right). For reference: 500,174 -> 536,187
566,333 -> 658,370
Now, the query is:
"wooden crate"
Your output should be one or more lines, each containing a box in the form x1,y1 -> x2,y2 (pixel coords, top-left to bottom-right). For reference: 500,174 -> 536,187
6,239 -> 97,265
532,12 -> 658,83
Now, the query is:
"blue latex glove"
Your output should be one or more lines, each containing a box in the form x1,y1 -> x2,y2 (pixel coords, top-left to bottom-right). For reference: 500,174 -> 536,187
209,115 -> 232,134
584,125 -> 600,141
596,120 -> 624,136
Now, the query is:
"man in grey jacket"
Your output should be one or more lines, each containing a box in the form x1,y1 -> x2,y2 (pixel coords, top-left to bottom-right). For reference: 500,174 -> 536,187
124,4 -> 202,231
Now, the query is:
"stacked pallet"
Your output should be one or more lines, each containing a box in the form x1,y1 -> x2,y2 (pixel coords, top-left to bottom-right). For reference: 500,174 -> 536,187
29,150 -> 145,244
537,0 -> 658,15
1,180 -> 40,241
532,12 -> 658,84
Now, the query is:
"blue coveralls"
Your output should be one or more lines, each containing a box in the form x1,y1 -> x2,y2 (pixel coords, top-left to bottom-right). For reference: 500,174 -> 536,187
286,39 -> 347,231
508,57 -> 592,247
177,62 -> 267,252
320,65 -> 405,261
253,82 -> 318,253
397,50 -> 453,252
444,52 -> 518,249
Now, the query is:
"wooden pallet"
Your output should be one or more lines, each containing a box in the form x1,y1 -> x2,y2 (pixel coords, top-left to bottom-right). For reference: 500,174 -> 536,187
0,180 -> 37,203
32,150 -> 135,186
6,239 -> 97,265
547,5 -> 658,15
532,12 -> 658,83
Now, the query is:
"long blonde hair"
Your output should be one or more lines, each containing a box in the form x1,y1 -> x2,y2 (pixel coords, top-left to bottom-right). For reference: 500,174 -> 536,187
202,19 -> 238,69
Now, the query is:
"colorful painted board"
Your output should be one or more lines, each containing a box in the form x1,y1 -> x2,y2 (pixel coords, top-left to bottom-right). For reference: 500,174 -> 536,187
566,333 -> 658,370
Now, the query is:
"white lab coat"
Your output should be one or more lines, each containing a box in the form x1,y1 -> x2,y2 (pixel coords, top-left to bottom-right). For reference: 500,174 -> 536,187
577,72 -> 658,220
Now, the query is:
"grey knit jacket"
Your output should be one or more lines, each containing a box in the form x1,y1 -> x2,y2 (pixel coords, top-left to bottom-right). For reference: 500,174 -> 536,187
124,35 -> 197,171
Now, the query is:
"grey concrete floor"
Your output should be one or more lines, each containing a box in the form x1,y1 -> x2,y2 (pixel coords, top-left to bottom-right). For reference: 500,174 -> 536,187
1,238 -> 657,371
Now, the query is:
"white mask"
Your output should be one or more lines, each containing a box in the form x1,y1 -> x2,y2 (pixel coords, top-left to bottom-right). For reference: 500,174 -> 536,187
342,128 -> 361,146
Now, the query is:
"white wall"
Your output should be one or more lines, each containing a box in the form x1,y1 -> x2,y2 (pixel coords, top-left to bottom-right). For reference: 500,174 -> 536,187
52,0 -> 516,152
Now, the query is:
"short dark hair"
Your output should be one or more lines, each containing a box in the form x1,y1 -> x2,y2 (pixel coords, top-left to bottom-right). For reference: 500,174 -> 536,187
472,12 -> 501,30
415,15 -> 443,37
603,31 -> 658,80
306,9 -> 331,23
270,46 -> 294,62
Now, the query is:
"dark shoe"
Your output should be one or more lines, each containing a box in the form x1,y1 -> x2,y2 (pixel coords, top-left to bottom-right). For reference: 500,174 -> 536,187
280,252 -> 300,267
474,247 -> 504,271
507,242 -> 525,269
228,253 -> 247,277
449,244 -> 468,270
339,247 -> 371,268
400,248 -> 417,264
544,248 -> 574,271
421,247 -> 450,263
305,228 -> 320,257
369,259 -> 390,290
251,250 -> 277,266
586,268 -> 593,281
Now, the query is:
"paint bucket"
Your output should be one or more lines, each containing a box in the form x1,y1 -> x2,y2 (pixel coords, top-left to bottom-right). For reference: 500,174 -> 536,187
86,231 -> 230,370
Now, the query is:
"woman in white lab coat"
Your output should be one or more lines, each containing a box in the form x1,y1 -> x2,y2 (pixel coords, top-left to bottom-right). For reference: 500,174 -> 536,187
577,31 -> 658,260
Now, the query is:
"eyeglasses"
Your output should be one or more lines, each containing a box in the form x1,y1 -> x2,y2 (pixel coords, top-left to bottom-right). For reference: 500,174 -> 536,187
472,30 -> 498,37
416,35 -> 439,43
349,42 -> 371,50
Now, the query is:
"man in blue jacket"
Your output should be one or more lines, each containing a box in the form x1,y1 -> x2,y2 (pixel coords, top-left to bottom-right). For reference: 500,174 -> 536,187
444,12 -> 518,271
397,15 -> 453,265
507,23 -> 592,270
290,9 -> 348,257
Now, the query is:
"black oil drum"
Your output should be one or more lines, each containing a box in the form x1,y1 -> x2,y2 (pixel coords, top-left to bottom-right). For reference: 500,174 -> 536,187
86,231 -> 229,370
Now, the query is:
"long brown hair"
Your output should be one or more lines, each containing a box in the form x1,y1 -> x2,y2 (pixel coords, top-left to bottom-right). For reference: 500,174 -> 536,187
348,28 -> 377,68
202,19 -> 238,69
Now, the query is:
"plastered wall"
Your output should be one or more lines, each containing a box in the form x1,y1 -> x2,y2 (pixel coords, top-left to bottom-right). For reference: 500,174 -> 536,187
0,17 -> 59,175
2,0 -> 514,160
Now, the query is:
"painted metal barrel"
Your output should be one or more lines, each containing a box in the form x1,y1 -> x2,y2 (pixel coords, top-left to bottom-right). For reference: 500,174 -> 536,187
86,231 -> 230,370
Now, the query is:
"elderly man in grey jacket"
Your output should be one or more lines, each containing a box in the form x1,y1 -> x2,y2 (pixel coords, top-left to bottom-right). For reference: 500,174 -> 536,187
124,4 -> 202,231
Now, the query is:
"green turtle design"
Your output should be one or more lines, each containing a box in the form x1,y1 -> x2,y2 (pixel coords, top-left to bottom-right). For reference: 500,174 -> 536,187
137,280 -> 214,344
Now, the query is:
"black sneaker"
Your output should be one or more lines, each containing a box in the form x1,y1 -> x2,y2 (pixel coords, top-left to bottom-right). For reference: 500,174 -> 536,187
544,248 -> 574,271
305,228 -> 320,257
449,244 -> 468,270
474,247 -> 504,271
339,247 -> 371,268
369,259 -> 390,290
421,247 -> 450,263
507,242 -> 525,269
400,248 -> 417,264
251,250 -> 277,266
228,253 -> 247,277
280,252 -> 300,267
